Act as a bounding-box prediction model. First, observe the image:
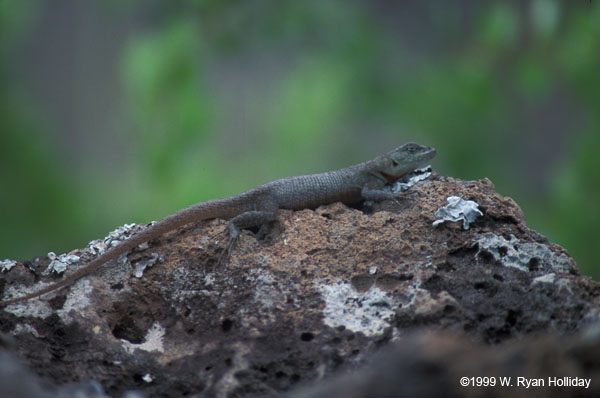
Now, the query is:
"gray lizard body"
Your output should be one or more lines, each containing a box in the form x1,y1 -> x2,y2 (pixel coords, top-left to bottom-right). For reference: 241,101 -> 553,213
1,142 -> 436,306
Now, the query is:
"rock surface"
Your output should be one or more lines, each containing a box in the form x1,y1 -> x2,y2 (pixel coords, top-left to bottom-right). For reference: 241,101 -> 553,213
1,174 -> 599,397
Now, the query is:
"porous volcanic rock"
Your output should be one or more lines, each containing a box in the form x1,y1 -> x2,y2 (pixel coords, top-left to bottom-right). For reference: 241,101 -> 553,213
1,174 -> 598,397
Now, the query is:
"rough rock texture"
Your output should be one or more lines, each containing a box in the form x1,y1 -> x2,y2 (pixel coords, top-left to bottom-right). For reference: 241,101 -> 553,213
1,174 -> 599,397
285,328 -> 600,398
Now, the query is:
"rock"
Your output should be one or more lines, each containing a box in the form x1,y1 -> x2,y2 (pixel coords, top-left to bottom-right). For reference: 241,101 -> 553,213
1,174 -> 598,397
285,328 -> 600,398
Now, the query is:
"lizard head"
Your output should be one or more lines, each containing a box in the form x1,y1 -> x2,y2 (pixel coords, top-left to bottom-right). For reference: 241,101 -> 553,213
373,142 -> 436,182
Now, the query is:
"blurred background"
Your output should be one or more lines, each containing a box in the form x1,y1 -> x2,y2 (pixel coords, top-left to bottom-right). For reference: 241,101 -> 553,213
0,0 -> 598,279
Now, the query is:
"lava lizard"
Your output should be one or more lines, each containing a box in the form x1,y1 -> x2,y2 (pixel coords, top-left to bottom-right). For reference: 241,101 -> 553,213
1,142 -> 436,306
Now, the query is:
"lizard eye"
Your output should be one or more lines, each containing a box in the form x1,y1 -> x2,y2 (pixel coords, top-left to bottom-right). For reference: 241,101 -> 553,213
392,160 -> 399,167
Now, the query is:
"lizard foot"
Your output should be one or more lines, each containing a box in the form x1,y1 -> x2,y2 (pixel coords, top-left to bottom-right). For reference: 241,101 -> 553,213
216,222 -> 240,266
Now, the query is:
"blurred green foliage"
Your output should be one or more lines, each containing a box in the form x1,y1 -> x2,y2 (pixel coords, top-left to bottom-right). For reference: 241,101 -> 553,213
121,20 -> 219,212
0,0 -> 82,257
0,0 -> 598,279
0,101 -> 83,258
123,21 -> 213,180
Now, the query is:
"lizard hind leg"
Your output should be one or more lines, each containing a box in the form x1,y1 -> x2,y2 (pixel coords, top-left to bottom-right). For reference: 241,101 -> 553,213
216,222 -> 240,266
217,209 -> 278,266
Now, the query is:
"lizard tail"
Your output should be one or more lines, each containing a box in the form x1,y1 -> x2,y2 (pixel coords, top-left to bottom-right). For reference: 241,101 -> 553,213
0,234 -> 148,306
1,198 -> 242,306
0,249 -> 118,306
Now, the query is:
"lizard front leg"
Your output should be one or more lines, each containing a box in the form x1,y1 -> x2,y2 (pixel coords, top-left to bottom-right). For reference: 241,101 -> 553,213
361,186 -> 404,202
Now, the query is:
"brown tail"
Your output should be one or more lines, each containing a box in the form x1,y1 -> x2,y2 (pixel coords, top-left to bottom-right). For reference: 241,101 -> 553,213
1,198 -> 240,306
0,239 -> 140,306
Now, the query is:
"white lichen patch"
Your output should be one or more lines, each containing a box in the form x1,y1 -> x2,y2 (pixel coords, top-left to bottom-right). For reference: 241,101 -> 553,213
250,269 -> 287,311
3,278 -> 94,321
2,282 -> 54,319
11,323 -> 41,338
56,280 -> 93,323
88,223 -> 139,256
392,166 -> 433,192
474,233 -> 575,274
121,322 -> 165,355
433,196 -> 483,230
317,280 -> 395,337
44,252 -> 80,275
1,259 -> 17,272
531,273 -> 556,286
556,278 -> 575,296
133,253 -> 161,278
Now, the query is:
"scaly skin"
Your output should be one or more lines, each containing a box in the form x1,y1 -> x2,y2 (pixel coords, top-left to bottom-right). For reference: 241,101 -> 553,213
1,143 -> 436,306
